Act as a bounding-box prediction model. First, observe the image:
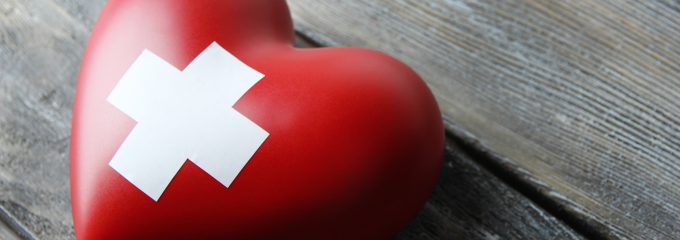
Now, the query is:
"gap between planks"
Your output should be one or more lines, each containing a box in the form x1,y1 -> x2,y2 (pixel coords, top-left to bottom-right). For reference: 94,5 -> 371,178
443,119 -> 609,240
0,205 -> 38,240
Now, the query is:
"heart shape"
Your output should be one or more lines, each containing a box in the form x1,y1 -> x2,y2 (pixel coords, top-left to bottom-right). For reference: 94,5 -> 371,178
71,0 -> 443,239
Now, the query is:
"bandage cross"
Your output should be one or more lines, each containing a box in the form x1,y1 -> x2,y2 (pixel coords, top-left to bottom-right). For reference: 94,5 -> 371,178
107,42 -> 268,201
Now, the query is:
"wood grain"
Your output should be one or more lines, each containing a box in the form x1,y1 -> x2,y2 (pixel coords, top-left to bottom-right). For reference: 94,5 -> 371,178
289,0 -> 680,239
397,138 -> 582,239
0,0 -> 102,238
0,206 -> 27,240
0,0 -> 582,239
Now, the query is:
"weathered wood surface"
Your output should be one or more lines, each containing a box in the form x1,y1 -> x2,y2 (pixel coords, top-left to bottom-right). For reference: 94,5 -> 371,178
289,0 -> 680,239
397,138 -> 582,239
0,0 -> 105,239
0,206 -> 26,240
0,0 -> 585,239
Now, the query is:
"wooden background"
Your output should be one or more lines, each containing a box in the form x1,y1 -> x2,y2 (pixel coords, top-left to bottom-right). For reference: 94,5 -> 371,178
1,0 -> 679,239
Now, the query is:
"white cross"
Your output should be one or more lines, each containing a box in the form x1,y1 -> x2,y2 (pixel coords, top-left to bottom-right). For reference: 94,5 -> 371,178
107,42 -> 268,201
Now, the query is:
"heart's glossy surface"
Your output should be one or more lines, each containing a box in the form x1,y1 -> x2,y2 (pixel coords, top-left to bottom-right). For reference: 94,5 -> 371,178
71,1 -> 443,239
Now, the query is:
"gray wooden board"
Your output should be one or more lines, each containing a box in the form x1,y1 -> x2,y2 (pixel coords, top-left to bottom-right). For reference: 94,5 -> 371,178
0,0 -> 97,238
288,0 -> 680,239
0,0 -> 584,239
396,138 -> 582,239
0,206 -> 25,240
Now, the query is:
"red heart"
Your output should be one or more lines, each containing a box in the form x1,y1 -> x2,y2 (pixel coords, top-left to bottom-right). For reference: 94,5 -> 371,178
71,0 -> 443,239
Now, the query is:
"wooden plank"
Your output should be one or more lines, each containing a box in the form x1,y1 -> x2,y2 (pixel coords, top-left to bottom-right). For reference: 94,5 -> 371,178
0,0 -> 583,239
288,0 -> 680,239
0,207 -> 25,240
0,0 -> 94,239
397,138 -> 582,239
0,205 -> 37,240
0,221 -> 22,240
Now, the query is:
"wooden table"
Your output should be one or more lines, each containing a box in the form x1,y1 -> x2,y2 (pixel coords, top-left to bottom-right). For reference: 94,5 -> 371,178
1,1 -> 679,239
